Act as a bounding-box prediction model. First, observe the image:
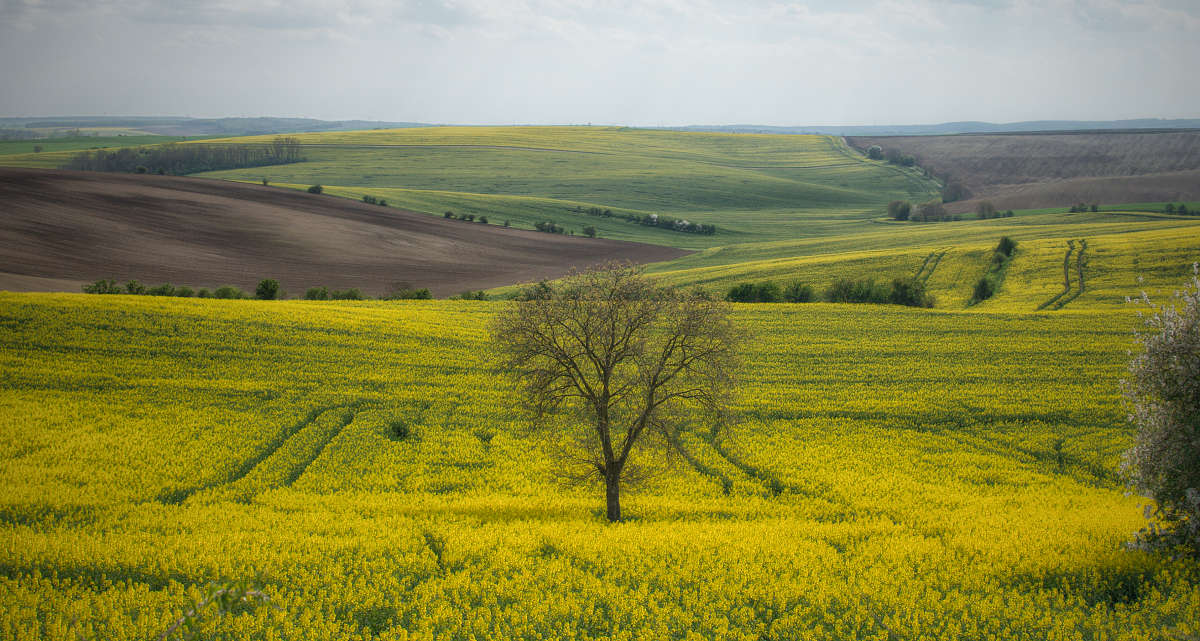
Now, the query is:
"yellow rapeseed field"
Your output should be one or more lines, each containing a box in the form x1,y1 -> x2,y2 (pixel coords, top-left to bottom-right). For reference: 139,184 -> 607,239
2,292 -> 1198,640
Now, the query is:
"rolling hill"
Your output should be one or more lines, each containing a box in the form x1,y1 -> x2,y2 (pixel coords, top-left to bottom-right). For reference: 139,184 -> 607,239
0,167 -> 687,296
847,131 -> 1200,213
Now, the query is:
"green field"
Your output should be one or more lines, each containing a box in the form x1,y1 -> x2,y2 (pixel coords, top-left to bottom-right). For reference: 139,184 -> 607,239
191,127 -> 940,248
0,135 -> 193,167
3,293 -> 1198,640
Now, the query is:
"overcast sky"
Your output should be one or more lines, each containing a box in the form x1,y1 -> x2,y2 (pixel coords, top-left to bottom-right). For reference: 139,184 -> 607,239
1,0 -> 1197,126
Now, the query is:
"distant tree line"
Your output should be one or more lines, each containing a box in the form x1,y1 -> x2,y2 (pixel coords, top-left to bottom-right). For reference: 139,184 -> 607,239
83,277 -> 440,301
1164,203 -> 1194,215
579,206 -> 717,235
975,201 -> 1014,219
1068,203 -> 1100,213
725,277 -> 933,307
62,137 -> 303,174
887,199 -> 962,223
864,144 -> 971,203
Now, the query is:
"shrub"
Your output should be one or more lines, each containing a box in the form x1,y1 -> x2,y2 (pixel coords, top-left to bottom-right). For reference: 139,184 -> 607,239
1180,204 -> 1191,215
887,200 -> 911,221
389,420 -> 411,440
825,278 -> 888,304
261,178 -> 269,186
503,220 -> 510,227
197,288 -> 212,298
255,279 -> 281,300
305,287 -> 330,301
330,288 -> 364,300
362,195 -> 377,205
213,285 -> 245,299
444,211 -> 456,219
725,282 -> 781,303
454,290 -> 489,301
307,184 -> 323,194
387,287 -> 432,300
1122,264 -> 1200,555
147,283 -> 176,296
378,199 -> 388,207
175,286 -> 195,297
888,278 -> 934,308
1165,203 -> 1176,213
82,279 -> 121,294
996,236 -> 1018,258
783,281 -> 814,303
867,145 -> 883,160
124,280 -> 147,295
478,216 -> 488,224
1004,210 -> 1015,218
972,276 -> 996,302
535,221 -> 564,234
976,201 -> 997,219
462,214 -> 476,222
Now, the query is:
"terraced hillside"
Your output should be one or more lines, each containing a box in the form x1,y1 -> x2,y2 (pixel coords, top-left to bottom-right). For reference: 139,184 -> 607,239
3,293 -> 1199,640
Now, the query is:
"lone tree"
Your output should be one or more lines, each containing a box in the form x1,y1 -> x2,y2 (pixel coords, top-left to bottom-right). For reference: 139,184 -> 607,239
1122,264 -> 1200,555
491,263 -> 739,522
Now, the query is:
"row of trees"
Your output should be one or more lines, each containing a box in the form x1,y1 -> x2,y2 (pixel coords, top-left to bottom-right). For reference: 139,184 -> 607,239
1163,203 -> 1194,215
969,237 -> 1018,304
888,199 -> 961,222
975,201 -> 1015,219
83,279 -> 257,299
63,137 -> 303,175
82,278 -> 438,301
725,277 -> 933,307
580,206 -> 716,235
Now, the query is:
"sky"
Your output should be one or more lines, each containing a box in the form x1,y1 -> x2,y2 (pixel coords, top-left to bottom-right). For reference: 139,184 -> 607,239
1,0 -> 1198,126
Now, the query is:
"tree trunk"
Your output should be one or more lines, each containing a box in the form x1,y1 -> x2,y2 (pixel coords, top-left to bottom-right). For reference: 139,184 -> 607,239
605,471 -> 621,522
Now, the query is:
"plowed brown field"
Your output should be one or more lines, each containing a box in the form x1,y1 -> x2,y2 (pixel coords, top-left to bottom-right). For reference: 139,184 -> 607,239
0,168 -> 688,296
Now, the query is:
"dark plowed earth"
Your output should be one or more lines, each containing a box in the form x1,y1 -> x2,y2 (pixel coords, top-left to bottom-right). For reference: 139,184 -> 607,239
0,168 -> 689,295
846,132 -> 1200,212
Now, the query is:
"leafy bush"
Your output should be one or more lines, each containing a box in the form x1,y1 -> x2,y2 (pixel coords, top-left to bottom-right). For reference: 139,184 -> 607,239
867,145 -> 883,160
330,288 -> 364,300
888,278 -> 934,308
783,281 -> 814,303
213,285 -> 246,299
387,287 -> 432,300
478,216 -> 488,224
454,290 -> 489,301
887,200 -> 911,221
197,288 -> 212,298
726,282 -> 781,303
82,279 -> 121,294
444,211 -> 455,219
124,280 -> 147,295
175,286 -> 195,297
583,225 -> 597,238
255,279 -> 281,300
1122,265 -> 1200,555
147,283 -> 176,296
972,276 -> 996,302
825,278 -> 889,304
535,221 -> 564,234
307,184 -> 323,194
305,287 -> 330,301
996,236 -> 1018,258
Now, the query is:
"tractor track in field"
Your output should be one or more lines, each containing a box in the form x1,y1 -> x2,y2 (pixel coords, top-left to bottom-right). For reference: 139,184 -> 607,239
156,400 -> 367,504
914,249 -> 948,285
1037,240 -> 1076,310
1056,239 -> 1088,309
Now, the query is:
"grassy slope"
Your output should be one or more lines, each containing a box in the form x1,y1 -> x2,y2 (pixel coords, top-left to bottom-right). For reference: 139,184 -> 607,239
190,127 -> 940,249
0,136 -> 192,166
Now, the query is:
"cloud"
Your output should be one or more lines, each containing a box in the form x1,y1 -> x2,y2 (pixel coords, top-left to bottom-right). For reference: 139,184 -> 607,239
1,0 -> 1197,124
